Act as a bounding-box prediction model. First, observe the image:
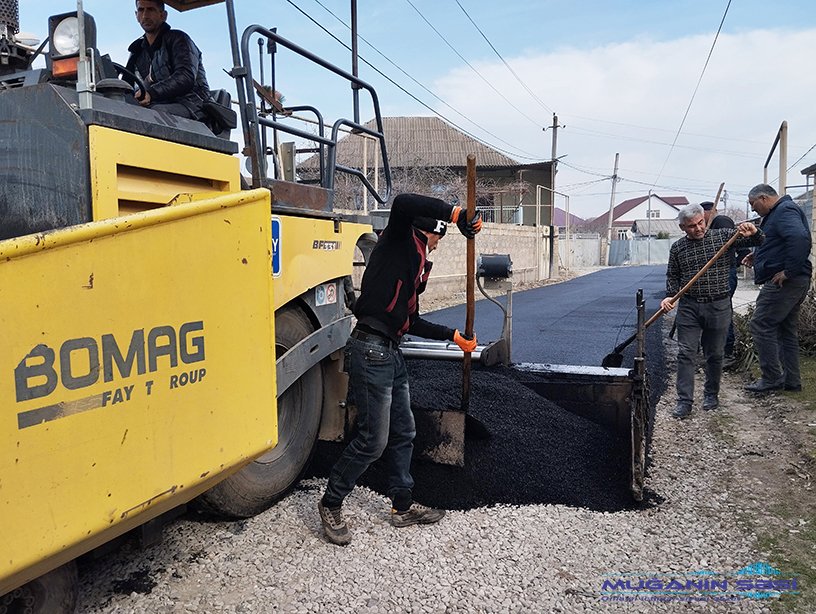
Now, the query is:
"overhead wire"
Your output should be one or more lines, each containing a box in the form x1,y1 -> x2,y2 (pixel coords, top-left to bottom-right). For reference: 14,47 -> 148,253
452,0 -> 553,114
650,0 -> 733,187
283,0 -> 542,161
308,0 -> 540,158
404,0 -> 543,129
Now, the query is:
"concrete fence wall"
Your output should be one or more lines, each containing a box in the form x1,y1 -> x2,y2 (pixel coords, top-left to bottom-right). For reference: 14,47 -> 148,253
356,226 -> 677,306
421,223 -> 552,303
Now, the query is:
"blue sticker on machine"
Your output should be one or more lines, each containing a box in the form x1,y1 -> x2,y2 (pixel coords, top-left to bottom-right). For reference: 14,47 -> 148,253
271,216 -> 281,277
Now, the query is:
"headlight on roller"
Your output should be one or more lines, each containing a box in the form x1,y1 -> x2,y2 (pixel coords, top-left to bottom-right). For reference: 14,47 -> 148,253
52,16 -> 81,56
47,11 -> 97,79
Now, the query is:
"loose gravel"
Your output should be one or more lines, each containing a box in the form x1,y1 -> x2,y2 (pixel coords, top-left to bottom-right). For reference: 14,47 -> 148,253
76,360 -> 776,613
72,275 -> 788,612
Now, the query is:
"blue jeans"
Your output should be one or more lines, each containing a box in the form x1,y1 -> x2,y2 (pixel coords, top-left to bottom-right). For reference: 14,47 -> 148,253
675,296 -> 731,405
324,335 -> 415,507
750,275 -> 811,387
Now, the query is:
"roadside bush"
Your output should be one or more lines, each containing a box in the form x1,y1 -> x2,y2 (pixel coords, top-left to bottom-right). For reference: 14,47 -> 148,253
731,291 -> 816,371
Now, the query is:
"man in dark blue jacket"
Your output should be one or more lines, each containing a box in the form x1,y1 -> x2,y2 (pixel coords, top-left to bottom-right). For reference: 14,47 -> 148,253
318,193 -> 482,545
743,184 -> 812,393
126,0 -> 210,120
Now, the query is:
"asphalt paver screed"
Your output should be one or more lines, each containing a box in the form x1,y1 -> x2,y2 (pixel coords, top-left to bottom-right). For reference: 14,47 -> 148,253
308,360 -> 639,512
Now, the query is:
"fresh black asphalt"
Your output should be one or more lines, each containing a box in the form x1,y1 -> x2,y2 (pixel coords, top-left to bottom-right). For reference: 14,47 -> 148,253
308,265 -> 671,512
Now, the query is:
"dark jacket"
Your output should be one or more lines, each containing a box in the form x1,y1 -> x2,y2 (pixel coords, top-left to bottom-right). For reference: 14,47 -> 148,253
753,195 -> 812,284
126,23 -> 210,117
354,194 -> 457,343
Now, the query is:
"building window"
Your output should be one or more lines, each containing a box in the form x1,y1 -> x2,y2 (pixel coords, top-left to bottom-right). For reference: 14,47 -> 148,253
617,229 -> 628,240
648,210 -> 660,218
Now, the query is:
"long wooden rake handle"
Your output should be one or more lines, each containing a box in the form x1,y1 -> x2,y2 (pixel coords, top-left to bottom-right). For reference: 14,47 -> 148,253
611,231 -> 740,355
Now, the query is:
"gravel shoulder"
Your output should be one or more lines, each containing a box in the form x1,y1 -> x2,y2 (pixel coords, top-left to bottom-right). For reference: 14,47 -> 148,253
75,270 -> 816,613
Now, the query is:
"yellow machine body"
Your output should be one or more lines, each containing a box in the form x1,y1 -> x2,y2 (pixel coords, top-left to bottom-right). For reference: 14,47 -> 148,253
0,190 -> 278,594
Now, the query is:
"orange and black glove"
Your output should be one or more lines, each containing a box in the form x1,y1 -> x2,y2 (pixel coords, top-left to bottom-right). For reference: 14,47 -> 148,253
451,206 -> 483,239
453,329 -> 477,353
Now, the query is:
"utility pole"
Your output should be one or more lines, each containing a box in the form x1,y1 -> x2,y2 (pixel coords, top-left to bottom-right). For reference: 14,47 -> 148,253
542,113 -> 565,226
604,153 -> 620,266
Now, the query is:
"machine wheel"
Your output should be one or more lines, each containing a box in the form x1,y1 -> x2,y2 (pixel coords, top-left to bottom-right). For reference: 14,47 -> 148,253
0,562 -> 78,614
197,305 -> 323,518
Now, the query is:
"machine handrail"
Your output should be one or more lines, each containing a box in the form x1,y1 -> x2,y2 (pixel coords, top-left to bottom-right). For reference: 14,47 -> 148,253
236,24 -> 392,205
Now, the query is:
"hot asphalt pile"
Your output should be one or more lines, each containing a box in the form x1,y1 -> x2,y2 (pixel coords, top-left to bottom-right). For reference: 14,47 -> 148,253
308,360 -> 638,513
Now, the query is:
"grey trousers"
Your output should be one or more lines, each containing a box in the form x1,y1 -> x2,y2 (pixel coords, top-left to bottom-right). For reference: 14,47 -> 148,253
675,296 -> 731,405
750,275 -> 811,387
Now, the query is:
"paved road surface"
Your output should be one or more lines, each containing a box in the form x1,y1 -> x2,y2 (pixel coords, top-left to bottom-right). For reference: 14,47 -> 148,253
422,265 -> 668,366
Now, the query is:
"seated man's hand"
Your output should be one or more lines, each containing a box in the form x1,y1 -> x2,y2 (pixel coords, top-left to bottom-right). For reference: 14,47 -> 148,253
453,329 -> 477,352
135,90 -> 152,106
453,208 -> 483,239
741,252 -> 754,267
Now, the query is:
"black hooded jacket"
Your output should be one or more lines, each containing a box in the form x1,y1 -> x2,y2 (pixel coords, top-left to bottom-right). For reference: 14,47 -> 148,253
354,194 -> 457,343
126,22 -> 210,117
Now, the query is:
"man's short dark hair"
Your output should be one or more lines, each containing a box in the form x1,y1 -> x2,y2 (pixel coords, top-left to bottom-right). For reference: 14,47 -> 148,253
136,0 -> 165,9
748,184 -> 778,201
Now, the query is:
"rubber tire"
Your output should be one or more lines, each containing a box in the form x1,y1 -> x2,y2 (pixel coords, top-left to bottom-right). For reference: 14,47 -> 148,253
1,562 -> 78,614
196,305 -> 323,518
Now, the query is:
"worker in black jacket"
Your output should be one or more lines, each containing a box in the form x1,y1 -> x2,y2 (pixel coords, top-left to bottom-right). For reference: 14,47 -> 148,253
318,193 -> 482,546
125,0 -> 210,120
701,201 -> 750,361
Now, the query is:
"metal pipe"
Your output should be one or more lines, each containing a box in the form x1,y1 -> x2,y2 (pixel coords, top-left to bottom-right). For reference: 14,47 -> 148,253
401,345 -> 484,362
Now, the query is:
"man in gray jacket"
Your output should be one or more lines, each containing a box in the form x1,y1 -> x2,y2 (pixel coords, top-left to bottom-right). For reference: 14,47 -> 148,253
743,184 -> 812,393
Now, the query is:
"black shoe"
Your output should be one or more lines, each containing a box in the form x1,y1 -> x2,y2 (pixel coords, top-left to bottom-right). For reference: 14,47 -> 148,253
672,402 -> 692,419
722,356 -> 738,371
390,503 -> 445,528
702,394 -> 719,411
318,500 -> 351,545
784,384 -> 803,392
744,379 -> 783,393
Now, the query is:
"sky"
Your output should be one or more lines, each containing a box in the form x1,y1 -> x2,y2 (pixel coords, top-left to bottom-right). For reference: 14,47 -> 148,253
17,0 -> 816,220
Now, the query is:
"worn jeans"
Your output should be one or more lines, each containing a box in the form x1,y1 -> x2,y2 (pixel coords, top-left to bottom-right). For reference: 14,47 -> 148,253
750,275 -> 811,388
675,296 -> 731,405
324,335 -> 415,507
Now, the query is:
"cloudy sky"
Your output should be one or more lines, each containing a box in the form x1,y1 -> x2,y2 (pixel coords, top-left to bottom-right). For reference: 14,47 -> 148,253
19,0 -> 816,219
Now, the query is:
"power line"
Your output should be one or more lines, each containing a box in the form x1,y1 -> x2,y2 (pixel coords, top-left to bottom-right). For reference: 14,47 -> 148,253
452,0 -> 554,114
651,0 -> 733,187
308,0 -> 542,159
404,0 -> 543,129
284,0 -> 541,161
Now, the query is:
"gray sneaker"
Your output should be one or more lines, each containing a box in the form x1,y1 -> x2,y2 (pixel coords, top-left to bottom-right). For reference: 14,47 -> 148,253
318,500 -> 351,546
672,402 -> 692,419
390,502 -> 445,527
702,394 -> 719,411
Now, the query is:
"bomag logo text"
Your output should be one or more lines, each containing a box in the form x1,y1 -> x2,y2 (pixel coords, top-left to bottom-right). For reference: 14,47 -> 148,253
15,321 -> 206,404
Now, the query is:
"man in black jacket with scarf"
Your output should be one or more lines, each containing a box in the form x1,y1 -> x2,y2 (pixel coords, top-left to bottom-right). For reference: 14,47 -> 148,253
126,0 -> 210,120
318,193 -> 482,546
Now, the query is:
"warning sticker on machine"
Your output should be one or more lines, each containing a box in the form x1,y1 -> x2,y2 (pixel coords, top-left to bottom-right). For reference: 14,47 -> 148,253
315,283 -> 338,306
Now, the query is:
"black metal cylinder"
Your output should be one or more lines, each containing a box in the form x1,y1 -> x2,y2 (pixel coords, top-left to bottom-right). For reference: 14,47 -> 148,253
0,0 -> 19,34
477,253 -> 513,279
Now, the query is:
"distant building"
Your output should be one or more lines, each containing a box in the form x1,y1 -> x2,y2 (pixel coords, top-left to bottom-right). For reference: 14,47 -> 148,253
298,116 -> 554,225
584,194 -> 688,240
